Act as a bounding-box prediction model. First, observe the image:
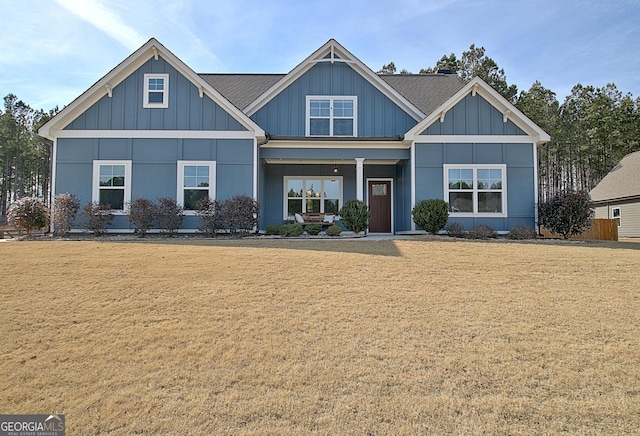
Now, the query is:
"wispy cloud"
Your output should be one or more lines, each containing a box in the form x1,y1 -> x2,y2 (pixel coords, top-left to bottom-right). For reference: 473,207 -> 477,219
54,0 -> 146,51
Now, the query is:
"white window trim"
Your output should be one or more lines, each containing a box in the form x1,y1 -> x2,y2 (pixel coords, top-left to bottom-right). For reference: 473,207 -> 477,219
611,207 -> 621,227
143,73 -> 169,108
443,164 -> 507,218
177,161 -> 216,215
305,96 -> 357,137
283,176 -> 343,220
92,160 -> 132,215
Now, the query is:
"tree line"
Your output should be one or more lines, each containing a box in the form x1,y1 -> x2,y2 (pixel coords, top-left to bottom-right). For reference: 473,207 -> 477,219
2,45 -> 639,217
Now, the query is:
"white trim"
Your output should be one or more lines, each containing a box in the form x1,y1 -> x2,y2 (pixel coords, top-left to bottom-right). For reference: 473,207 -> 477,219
443,164 -> 507,218
410,141 -> 416,232
366,178 -> 394,234
611,207 -> 621,227
533,142 -> 539,229
412,135 -> 538,144
262,140 -> 407,149
244,39 -> 424,121
50,138 -> 58,233
283,176 -> 343,220
253,138 -> 258,201
143,73 -> 169,108
177,160 -> 216,214
305,95 -> 358,137
54,130 -> 256,139
92,160 -> 132,214
355,158 -> 365,201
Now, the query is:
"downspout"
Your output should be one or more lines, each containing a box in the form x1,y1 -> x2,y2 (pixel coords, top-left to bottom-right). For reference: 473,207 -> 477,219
254,132 -> 270,231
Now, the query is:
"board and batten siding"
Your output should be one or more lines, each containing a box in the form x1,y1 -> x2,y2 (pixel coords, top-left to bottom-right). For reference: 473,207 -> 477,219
251,62 -> 417,137
64,57 -> 247,132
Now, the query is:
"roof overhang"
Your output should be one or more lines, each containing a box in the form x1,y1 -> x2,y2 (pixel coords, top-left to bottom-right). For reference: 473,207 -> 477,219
39,38 -> 265,140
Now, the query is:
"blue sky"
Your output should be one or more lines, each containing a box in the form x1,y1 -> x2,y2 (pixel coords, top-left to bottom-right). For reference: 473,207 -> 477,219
2,0 -> 639,111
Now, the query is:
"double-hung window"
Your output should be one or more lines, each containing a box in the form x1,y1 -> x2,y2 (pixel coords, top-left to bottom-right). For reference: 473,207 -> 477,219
612,207 -> 621,226
306,96 -> 357,137
92,160 -> 132,212
177,161 -> 215,212
143,74 -> 169,108
285,177 -> 342,218
444,164 -> 506,216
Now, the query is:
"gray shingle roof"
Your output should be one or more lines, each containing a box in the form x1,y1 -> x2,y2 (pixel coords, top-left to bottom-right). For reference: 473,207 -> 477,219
199,72 -> 464,116
590,151 -> 640,202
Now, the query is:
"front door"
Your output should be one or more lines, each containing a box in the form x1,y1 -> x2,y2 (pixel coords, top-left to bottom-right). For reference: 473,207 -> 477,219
368,180 -> 392,233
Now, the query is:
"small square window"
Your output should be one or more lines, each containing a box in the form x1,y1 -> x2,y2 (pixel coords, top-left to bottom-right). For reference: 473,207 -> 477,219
144,74 -> 169,108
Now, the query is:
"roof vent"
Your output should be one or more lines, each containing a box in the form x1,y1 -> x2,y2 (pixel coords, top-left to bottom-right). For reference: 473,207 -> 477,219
437,69 -> 453,75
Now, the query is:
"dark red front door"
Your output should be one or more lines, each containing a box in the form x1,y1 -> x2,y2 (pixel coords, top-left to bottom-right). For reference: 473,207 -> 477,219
368,180 -> 391,233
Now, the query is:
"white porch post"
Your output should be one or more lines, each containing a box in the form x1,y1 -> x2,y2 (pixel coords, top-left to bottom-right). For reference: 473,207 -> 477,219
355,158 -> 365,201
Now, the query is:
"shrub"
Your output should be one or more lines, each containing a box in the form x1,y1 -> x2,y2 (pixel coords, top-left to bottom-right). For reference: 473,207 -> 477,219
81,202 -> 113,236
280,223 -> 303,237
265,224 -> 284,235
305,223 -> 322,235
196,197 -> 224,237
467,224 -> 498,240
507,225 -> 537,240
126,198 -> 155,237
446,222 -> 466,238
53,193 -> 80,237
326,224 -> 342,237
220,194 -> 259,236
412,199 -> 449,235
538,190 -> 592,239
338,200 -> 370,234
7,197 -> 49,235
155,197 -> 183,236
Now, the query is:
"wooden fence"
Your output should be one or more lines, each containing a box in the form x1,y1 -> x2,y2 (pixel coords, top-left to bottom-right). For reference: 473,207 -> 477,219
540,218 -> 618,241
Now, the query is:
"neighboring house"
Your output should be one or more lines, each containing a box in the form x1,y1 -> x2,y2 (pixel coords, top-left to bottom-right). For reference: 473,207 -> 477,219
39,38 -> 550,234
590,151 -> 640,237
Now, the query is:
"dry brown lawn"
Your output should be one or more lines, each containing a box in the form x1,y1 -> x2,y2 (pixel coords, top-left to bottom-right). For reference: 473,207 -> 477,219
1,237 -> 639,435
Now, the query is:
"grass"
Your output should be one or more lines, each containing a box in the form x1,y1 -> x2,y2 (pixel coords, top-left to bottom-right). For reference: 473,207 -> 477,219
1,237 -> 639,434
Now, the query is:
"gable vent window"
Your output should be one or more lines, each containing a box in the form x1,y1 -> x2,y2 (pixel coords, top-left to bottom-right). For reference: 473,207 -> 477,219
144,73 -> 169,108
306,96 -> 357,137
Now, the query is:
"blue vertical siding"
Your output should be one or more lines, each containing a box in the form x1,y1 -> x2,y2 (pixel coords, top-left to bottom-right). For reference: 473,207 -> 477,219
65,56 -> 247,131
252,62 -> 417,137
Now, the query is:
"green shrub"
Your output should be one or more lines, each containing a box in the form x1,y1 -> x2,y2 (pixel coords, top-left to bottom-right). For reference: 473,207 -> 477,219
326,225 -> 342,237
155,197 -> 183,236
7,197 -> 49,235
467,224 -> 497,240
338,200 -> 370,234
305,223 -> 322,235
445,222 -> 465,238
412,199 -> 449,234
538,190 -> 592,239
126,198 -> 155,237
265,224 -> 284,235
280,223 -> 303,237
81,202 -> 113,236
53,193 -> 80,237
507,225 -> 537,240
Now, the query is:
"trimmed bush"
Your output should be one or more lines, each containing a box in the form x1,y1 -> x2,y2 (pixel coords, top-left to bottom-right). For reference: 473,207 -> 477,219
7,197 -> 49,235
446,222 -> 465,238
53,193 -> 80,237
280,223 -> 303,237
265,224 -> 284,235
81,202 -> 113,236
326,225 -> 342,237
507,225 -> 537,240
338,200 -> 370,234
220,194 -> 259,236
467,224 -> 498,240
538,190 -> 592,239
412,199 -> 449,235
126,198 -> 155,237
155,197 -> 183,236
196,197 -> 224,237
305,223 -> 322,235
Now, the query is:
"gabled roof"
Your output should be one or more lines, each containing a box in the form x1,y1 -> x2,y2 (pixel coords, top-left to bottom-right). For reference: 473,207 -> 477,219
200,74 -> 285,111
590,151 -> 640,203
242,39 -> 426,121
39,38 -> 265,140
404,77 -> 551,144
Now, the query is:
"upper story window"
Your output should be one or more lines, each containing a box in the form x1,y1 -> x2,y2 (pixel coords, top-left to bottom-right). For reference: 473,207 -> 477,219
144,74 -> 169,108
92,160 -> 132,213
306,96 -> 357,137
177,161 -> 216,212
444,164 -> 507,217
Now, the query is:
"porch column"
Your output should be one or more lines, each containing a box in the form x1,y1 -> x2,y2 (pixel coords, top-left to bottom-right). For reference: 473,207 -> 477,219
355,158 -> 365,201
